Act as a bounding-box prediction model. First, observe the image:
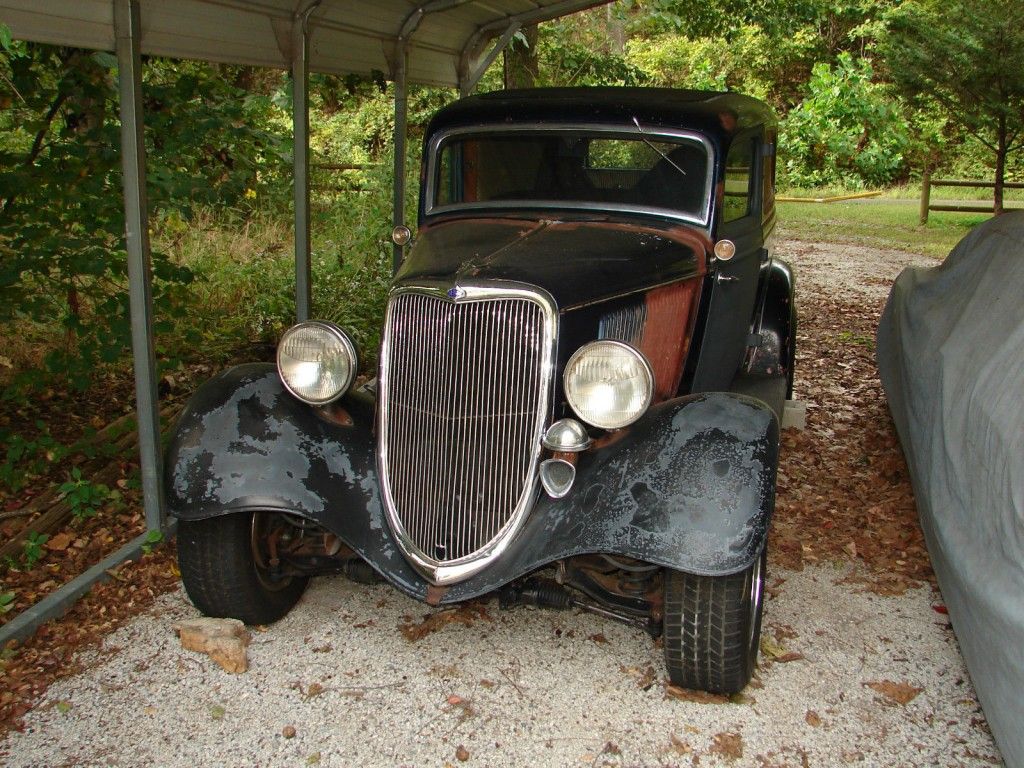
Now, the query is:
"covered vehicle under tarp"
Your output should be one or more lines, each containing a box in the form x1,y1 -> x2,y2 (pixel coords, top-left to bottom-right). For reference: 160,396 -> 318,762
877,212 -> 1024,767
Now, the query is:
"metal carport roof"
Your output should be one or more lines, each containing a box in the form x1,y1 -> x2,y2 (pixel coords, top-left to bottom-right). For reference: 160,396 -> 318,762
0,0 -> 611,89
0,0 -> 614,645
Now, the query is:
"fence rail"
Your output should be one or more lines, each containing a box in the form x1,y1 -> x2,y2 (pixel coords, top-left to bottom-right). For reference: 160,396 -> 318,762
919,172 -> 1024,223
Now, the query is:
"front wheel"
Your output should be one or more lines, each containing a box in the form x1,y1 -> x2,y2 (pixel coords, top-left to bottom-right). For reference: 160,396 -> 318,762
662,550 -> 765,694
178,512 -> 309,625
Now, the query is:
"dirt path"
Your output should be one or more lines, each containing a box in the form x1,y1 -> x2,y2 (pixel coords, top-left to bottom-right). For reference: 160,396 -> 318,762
0,240 -> 1004,767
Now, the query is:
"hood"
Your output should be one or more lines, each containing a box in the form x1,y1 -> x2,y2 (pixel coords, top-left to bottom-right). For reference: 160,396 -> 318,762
394,217 -> 708,309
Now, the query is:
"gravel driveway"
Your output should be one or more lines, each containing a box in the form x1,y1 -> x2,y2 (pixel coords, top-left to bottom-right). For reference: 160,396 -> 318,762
0,239 -> 1004,767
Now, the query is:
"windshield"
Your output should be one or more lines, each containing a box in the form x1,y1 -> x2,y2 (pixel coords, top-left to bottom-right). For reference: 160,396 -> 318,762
427,128 -> 712,224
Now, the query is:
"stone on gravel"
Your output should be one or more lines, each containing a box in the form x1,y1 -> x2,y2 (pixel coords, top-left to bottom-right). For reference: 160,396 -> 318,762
175,617 -> 251,673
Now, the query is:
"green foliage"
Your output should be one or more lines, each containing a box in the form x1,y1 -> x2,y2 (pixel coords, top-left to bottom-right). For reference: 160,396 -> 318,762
535,26 -> 646,87
21,531 -> 48,568
58,466 -> 111,522
141,528 -> 163,554
0,590 -> 14,613
0,422 -> 67,493
779,53 -> 909,188
878,0 -> 1024,205
0,43 -> 291,395
627,26 -> 795,100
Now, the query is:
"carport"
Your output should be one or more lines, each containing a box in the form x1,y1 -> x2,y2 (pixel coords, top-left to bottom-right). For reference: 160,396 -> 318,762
0,0 -> 613,645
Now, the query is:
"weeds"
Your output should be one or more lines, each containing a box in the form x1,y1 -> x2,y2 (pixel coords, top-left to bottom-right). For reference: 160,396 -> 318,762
21,531 -> 48,568
0,425 -> 69,494
141,529 -> 164,554
58,467 -> 113,522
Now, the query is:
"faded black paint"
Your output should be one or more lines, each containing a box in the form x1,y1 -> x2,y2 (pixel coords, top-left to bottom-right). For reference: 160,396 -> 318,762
166,365 -> 778,604
397,217 -> 704,310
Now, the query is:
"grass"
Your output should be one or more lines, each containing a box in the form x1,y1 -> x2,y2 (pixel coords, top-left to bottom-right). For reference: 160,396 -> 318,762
776,198 -> 993,259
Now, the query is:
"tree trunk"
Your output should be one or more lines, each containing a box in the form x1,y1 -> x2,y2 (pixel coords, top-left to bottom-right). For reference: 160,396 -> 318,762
994,116 -> 1007,216
503,26 -> 539,89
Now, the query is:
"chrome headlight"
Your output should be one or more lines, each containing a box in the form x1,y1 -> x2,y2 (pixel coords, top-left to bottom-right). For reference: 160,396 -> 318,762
564,340 -> 653,429
277,321 -> 357,405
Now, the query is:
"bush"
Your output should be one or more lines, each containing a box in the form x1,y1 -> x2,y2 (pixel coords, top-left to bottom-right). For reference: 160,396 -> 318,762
779,53 -> 910,189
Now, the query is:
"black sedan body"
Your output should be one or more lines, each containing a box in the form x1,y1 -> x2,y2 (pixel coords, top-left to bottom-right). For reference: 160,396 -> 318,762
166,88 -> 795,694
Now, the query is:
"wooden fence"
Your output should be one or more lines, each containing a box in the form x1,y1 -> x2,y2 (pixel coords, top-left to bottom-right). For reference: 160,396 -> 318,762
919,172 -> 1024,223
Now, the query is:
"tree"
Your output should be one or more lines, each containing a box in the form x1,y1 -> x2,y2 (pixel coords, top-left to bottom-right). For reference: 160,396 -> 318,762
879,0 -> 1024,214
503,26 -> 539,89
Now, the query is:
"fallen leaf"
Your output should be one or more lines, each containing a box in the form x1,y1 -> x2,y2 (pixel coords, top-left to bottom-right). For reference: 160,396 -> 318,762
447,694 -> 463,706
210,704 -> 226,720
760,636 -> 787,659
456,745 -> 470,762
664,684 -> 728,704
304,682 -> 325,699
775,652 -> 805,663
710,731 -> 743,761
282,725 -> 296,739
399,602 -> 491,642
45,532 -> 75,552
669,733 -> 692,755
805,710 -> 821,727
55,701 -> 71,714
865,680 -> 923,705
589,633 -> 608,644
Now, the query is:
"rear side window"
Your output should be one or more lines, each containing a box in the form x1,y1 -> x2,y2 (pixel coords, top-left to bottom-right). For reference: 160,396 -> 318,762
762,131 -> 776,223
722,138 -> 754,223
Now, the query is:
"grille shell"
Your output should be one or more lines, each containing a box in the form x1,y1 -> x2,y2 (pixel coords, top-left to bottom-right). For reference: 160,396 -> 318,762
377,282 -> 557,585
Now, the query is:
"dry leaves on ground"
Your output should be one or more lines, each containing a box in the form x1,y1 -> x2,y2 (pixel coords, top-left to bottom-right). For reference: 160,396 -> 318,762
0,546 -> 180,733
864,679 -> 924,705
770,284 -> 931,594
398,601 -> 492,642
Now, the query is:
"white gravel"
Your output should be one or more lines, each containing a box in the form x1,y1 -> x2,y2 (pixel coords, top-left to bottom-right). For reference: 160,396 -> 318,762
1,236 -> 1003,766
0,564 -> 1001,767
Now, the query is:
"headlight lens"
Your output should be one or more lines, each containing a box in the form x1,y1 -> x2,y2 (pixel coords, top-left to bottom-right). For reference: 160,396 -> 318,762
277,321 -> 357,405
564,340 -> 654,429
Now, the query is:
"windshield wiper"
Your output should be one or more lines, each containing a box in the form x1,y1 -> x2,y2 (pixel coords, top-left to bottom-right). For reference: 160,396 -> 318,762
632,116 -> 687,177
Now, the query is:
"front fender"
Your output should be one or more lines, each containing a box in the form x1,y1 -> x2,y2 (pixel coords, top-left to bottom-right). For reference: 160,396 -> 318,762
164,364 -> 432,597
166,368 -> 777,603
446,391 -> 779,599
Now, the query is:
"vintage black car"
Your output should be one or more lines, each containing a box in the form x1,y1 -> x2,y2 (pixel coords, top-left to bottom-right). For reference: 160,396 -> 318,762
167,88 -> 795,694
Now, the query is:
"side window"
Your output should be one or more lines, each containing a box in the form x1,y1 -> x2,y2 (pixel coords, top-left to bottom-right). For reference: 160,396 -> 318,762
722,138 -> 754,223
762,130 -> 776,223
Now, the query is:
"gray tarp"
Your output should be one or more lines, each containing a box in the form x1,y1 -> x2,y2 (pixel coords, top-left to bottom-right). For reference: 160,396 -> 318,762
877,212 -> 1024,767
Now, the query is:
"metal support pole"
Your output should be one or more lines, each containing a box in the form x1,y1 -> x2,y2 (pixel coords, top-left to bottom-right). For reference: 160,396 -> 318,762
919,168 -> 931,225
292,7 -> 314,320
392,48 -> 408,273
115,0 -> 165,534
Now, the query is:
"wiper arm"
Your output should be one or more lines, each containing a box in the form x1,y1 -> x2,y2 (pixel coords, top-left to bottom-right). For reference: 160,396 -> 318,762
632,116 -> 687,177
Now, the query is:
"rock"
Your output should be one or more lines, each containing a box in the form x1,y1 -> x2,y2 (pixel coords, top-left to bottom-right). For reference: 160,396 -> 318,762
176,617 -> 251,673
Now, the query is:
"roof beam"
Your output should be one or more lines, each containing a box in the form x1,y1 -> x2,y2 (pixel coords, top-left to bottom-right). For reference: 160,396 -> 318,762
457,0 -> 612,87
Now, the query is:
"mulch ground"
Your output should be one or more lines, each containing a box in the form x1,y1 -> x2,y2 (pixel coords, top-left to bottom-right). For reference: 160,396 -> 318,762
769,288 -> 932,594
0,279 -> 933,735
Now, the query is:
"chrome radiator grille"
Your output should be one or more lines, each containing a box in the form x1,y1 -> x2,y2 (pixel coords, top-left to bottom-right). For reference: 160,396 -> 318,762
379,286 -> 553,569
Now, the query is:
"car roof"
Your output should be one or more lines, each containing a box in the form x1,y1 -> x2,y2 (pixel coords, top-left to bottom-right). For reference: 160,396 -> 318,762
426,87 -> 777,143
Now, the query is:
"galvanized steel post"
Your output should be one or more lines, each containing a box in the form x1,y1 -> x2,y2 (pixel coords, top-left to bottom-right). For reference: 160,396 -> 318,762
115,0 -> 165,533
292,5 -> 317,321
392,49 -> 408,273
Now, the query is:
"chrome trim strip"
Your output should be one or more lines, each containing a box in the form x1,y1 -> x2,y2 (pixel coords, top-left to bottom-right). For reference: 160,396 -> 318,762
377,279 -> 558,585
424,123 -> 716,226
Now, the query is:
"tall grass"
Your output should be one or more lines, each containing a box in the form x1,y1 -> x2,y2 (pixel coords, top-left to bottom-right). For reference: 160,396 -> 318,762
156,160 -> 398,372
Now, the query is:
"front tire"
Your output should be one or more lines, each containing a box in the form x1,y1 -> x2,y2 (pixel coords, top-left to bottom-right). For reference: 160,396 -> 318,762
178,512 -> 309,625
662,550 -> 765,694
